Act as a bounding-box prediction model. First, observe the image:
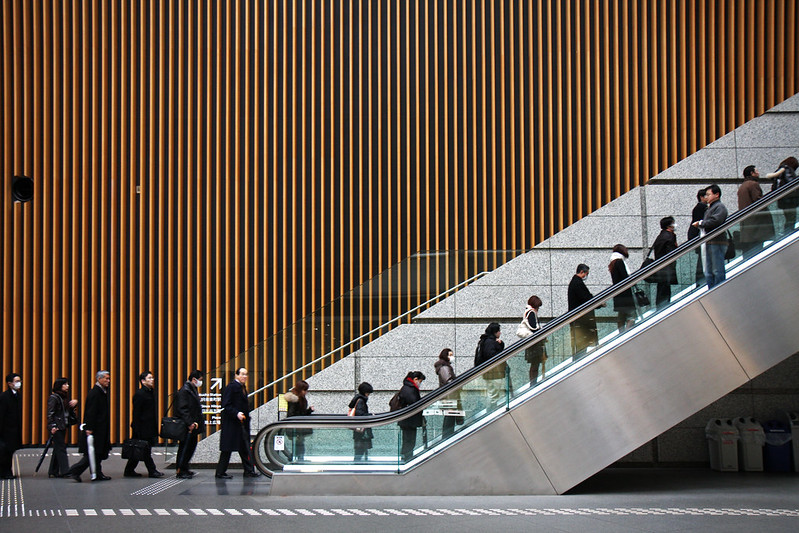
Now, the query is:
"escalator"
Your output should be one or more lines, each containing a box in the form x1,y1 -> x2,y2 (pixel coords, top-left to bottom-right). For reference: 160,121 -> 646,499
254,179 -> 799,495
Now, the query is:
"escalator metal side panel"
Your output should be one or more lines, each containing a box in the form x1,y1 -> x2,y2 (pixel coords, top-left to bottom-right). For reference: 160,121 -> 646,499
270,412 -> 557,496
512,299 -> 749,494
271,237 -> 799,496
513,237 -> 799,494
697,241 -> 799,377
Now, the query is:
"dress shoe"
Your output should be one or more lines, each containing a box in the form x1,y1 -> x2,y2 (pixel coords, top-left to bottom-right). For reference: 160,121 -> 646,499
243,471 -> 261,478
67,474 -> 82,483
215,473 -> 233,479
176,472 -> 193,479
149,471 -> 165,478
186,470 -> 197,476
92,474 -> 112,481
123,472 -> 142,478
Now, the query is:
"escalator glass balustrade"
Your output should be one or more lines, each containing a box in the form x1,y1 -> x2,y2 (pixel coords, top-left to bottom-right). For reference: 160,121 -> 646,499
253,179 -> 799,476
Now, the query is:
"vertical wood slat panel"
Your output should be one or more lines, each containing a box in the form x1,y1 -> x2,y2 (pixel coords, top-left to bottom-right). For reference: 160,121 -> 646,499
2,0 -> 798,444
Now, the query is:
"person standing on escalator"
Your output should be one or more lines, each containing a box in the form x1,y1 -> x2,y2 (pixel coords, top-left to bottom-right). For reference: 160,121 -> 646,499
652,217 -> 678,307
397,371 -> 425,462
692,184 -> 728,289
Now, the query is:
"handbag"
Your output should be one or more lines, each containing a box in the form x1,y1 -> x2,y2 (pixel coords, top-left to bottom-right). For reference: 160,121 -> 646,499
516,309 -> 538,339
633,287 -> 651,307
121,438 -> 150,461
724,231 -> 736,260
641,245 -> 660,283
159,397 -> 188,440
160,416 -> 188,441
67,409 -> 79,426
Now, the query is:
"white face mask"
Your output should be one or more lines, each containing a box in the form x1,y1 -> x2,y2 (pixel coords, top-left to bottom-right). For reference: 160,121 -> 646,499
449,357 -> 455,365
12,381 -> 21,391
195,380 -> 203,388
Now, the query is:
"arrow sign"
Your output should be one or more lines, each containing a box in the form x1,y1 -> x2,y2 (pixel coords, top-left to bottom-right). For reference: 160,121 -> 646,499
210,377 -> 223,390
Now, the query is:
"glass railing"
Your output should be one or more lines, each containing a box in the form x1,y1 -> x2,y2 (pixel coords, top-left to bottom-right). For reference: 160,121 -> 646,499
252,177 -> 799,475
164,250 -> 524,445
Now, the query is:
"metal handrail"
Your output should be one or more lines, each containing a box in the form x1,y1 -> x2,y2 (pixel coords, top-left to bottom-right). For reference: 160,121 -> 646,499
247,270 -> 491,398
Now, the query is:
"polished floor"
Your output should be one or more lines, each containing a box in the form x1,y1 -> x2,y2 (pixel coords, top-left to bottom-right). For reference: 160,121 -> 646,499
2,448 -> 799,532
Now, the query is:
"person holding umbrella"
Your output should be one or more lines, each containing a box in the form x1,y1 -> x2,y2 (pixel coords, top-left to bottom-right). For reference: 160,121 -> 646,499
66,371 -> 111,482
45,378 -> 78,477
215,368 -> 260,479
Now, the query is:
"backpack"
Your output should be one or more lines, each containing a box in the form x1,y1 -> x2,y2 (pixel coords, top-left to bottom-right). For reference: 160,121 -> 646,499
388,391 -> 404,412
474,338 -> 483,366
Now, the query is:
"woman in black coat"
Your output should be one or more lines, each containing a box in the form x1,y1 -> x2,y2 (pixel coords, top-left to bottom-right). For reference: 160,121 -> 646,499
348,382 -> 374,462
46,378 -> 78,477
608,244 -> 635,331
474,323 -> 506,403
397,371 -> 425,461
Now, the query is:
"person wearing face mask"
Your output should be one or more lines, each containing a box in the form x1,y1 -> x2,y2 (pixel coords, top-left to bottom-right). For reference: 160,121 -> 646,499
0,373 -> 23,479
175,370 -> 205,479
434,349 -> 458,439
652,216 -> 679,307
67,371 -> 112,482
521,296 -> 548,382
567,264 -> 598,355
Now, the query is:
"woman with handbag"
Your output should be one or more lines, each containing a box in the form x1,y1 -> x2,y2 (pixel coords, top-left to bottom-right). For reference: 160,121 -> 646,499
608,245 -> 636,331
519,296 -> 547,383
46,378 -> 78,478
434,349 -> 459,439
347,382 -> 374,462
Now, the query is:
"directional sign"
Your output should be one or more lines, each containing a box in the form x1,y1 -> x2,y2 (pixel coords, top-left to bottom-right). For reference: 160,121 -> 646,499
210,377 -> 223,390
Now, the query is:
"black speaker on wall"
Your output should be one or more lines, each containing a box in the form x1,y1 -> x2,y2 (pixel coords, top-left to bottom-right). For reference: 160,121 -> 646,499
11,176 -> 34,203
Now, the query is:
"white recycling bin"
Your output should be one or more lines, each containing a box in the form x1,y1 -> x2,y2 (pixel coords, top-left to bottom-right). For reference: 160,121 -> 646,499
705,418 -> 739,471
733,417 -> 765,471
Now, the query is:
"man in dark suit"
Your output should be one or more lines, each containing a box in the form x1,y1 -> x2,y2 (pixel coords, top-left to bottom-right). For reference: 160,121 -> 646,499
0,373 -> 23,479
124,371 -> 164,478
175,370 -> 205,479
567,264 -> 598,354
215,367 -> 259,479
67,371 -> 112,482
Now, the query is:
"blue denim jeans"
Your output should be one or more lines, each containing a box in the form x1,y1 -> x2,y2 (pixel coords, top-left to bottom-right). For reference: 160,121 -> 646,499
704,242 -> 727,289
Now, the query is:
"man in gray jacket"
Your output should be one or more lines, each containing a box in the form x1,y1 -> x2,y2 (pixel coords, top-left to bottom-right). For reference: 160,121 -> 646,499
692,184 -> 729,289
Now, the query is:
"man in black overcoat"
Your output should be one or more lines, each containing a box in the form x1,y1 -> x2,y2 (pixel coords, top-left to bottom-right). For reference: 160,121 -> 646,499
215,368 -> 259,478
567,264 -> 598,354
175,370 -> 205,479
0,373 -> 23,479
67,370 -> 112,482
124,371 -> 164,478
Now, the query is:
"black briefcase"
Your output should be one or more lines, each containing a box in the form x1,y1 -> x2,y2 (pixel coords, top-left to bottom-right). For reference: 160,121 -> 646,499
121,438 -> 150,461
160,416 -> 188,440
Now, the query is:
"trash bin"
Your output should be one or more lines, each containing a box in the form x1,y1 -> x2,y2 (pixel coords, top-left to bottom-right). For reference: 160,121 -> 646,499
705,419 -> 739,471
733,417 -> 765,471
787,412 -> 799,472
763,420 -> 792,472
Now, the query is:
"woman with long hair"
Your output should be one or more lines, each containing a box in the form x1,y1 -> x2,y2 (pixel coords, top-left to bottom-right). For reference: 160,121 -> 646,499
46,377 -> 78,477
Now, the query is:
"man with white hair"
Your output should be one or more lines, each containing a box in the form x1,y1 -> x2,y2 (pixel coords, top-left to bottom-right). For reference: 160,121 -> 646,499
67,371 -> 112,482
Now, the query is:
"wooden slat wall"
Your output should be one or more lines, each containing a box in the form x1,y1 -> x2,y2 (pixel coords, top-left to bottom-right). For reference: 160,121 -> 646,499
2,0 -> 798,445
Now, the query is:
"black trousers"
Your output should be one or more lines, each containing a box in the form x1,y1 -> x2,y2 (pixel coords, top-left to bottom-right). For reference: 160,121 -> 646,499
0,448 -> 16,477
48,430 -> 70,476
655,281 -> 671,308
216,435 -> 255,475
124,436 -> 158,475
176,432 -> 199,473
400,427 -> 417,461
68,453 -> 104,477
